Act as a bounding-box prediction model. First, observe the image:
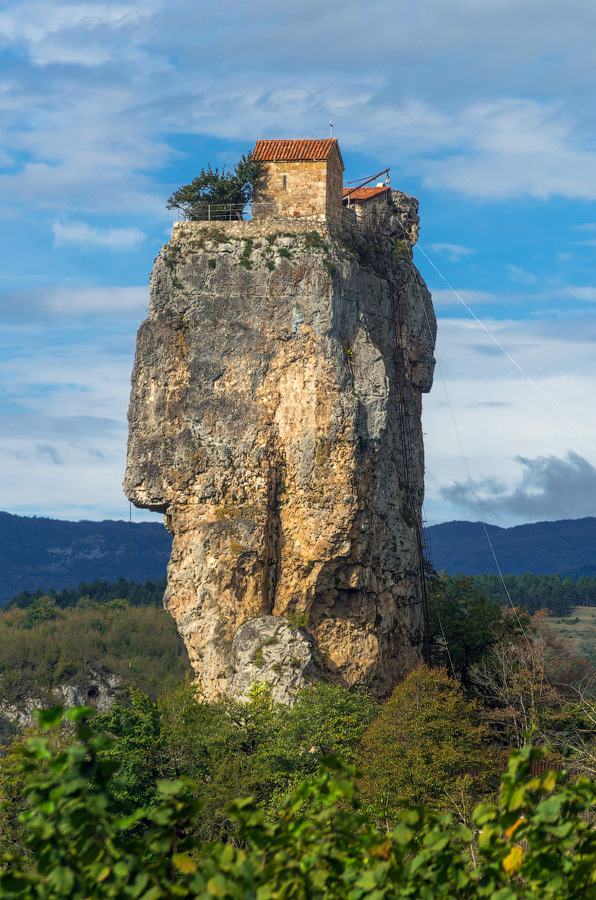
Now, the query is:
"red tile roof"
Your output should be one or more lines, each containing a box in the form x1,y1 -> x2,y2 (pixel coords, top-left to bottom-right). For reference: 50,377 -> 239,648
252,139 -> 344,169
343,185 -> 390,202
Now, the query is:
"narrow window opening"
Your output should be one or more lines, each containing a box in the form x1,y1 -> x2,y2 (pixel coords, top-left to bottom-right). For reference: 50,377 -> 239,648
282,174 -> 287,189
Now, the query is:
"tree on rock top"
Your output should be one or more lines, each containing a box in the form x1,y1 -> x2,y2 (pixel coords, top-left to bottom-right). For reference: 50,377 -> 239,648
167,153 -> 263,220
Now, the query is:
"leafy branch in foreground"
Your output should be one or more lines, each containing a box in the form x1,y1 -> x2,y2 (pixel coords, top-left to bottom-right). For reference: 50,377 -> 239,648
2,707 -> 596,899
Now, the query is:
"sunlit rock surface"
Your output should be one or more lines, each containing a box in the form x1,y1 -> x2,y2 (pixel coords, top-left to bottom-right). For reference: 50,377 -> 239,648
124,192 -> 436,701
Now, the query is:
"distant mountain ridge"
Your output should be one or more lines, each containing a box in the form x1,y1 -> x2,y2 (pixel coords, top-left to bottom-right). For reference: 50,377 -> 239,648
2,512 -> 595,607
426,517 -> 596,577
0,512 -> 172,607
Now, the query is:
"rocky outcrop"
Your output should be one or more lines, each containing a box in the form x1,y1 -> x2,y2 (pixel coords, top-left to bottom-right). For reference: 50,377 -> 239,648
124,191 -> 436,701
0,671 -> 122,731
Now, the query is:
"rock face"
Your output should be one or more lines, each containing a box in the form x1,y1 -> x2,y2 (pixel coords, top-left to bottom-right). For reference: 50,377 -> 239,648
124,191 -> 436,701
0,671 -> 122,731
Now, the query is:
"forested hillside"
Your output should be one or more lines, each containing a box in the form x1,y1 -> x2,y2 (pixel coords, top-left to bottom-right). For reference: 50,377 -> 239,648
4,513 -> 596,610
472,572 -> 596,616
1,572 -> 596,896
0,592 -> 189,707
0,511 -> 171,606
427,517 -> 596,576
8,576 -> 167,610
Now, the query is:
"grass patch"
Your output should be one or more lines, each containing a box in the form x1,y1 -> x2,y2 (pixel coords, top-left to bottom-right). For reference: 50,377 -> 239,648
303,230 -> 328,251
240,238 -> 254,269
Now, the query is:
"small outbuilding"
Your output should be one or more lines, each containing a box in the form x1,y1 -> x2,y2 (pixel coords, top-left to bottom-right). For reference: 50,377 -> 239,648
251,138 -> 344,221
343,184 -> 391,226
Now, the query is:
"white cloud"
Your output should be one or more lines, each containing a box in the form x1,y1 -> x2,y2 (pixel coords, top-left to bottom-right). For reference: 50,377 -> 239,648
0,315 -> 141,519
439,451 -> 596,521
423,315 -> 596,524
0,286 -> 149,323
0,1 -> 155,66
428,242 -> 475,262
552,285 -> 596,302
420,99 -> 596,200
2,0 -> 596,225
52,220 -> 146,250
427,289 -> 498,308
507,264 -> 536,285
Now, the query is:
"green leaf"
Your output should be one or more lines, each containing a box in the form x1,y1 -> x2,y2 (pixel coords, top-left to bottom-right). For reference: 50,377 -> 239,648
34,706 -> 64,728
49,865 -> 75,893
65,705 -> 95,722
173,854 -> 198,874
473,803 -> 498,826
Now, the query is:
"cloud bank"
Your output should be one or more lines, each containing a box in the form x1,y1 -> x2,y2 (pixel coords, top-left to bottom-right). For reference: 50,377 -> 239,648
439,452 -> 596,521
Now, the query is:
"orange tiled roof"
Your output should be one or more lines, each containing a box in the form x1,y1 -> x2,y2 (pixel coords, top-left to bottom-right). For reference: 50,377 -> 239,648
252,139 -> 344,169
343,185 -> 390,202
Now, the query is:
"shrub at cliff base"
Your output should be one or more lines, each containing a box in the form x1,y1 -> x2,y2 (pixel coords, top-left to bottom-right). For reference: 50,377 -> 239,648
85,682 -> 379,843
358,666 -> 504,825
2,707 -> 596,899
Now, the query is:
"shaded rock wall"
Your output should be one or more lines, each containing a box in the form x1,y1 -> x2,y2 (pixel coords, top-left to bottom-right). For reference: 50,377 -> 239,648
124,192 -> 436,701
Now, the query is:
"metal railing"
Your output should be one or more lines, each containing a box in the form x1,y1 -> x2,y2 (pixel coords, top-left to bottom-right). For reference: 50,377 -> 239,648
177,203 -> 251,222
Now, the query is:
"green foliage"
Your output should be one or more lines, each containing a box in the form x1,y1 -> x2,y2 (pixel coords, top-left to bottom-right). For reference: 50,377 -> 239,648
239,237 -> 254,268
473,572 -> 596,617
263,684 -> 379,797
9,576 -> 167,610
4,708 -> 596,900
393,238 -> 409,257
21,595 -> 59,629
91,690 -> 163,813
0,600 -> 190,705
166,153 -> 263,219
287,610 -> 310,629
303,230 -> 329,250
84,681 -> 378,843
428,572 -> 523,683
358,666 -> 502,823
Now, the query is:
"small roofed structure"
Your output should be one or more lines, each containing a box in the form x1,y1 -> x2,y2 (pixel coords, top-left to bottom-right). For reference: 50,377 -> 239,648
343,184 -> 391,226
252,139 -> 344,221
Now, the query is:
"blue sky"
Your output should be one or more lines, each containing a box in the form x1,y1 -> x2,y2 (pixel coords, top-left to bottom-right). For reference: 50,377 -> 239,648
2,0 -> 596,527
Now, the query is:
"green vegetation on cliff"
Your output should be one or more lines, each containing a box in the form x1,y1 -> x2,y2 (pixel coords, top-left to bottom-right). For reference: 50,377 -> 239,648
0,594 -> 189,706
166,152 -> 264,219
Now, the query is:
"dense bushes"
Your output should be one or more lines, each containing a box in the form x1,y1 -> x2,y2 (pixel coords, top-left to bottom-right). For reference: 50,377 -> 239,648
3,707 -> 596,900
358,667 -> 503,824
0,597 -> 189,705
8,576 -> 167,610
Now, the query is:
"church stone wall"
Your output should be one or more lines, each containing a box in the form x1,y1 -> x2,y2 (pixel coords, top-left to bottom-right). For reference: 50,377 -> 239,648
253,147 -> 344,221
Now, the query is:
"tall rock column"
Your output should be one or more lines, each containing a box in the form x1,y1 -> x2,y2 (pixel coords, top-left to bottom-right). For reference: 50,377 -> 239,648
124,193 -> 436,702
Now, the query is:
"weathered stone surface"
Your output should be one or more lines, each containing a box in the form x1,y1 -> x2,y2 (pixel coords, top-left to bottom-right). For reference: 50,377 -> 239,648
124,190 -> 436,701
228,615 -> 323,704
0,671 -> 122,729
